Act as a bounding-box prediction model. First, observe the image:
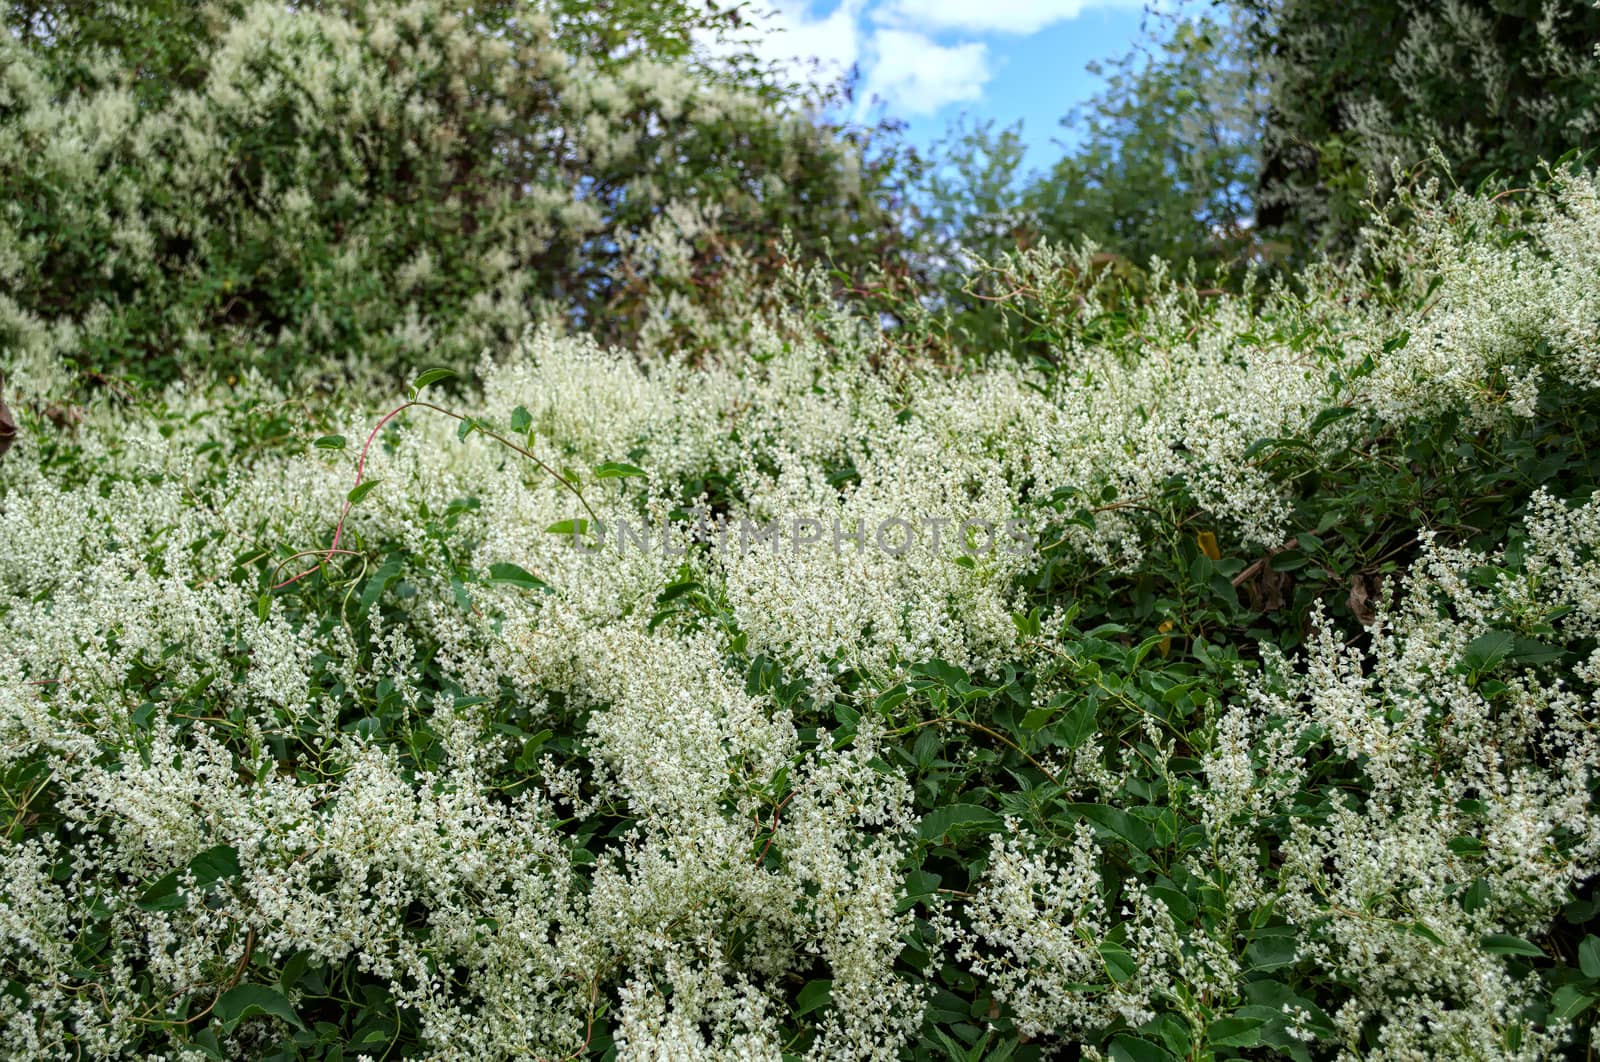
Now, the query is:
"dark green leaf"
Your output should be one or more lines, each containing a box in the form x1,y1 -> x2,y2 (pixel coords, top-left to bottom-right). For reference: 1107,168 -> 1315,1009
1150,885 -> 1195,923
215,984 -> 304,1032
1462,631 -> 1515,673
1207,1016 -> 1264,1048
1099,940 -> 1136,984
137,845 -> 241,911
594,461 -> 647,480
1509,637 -> 1565,667
918,804 -> 1001,842
488,562 -> 549,592
347,480 -> 381,505
1245,928 -> 1298,970
1481,934 -> 1544,957
795,979 -> 832,1016
1019,706 -> 1054,731
1580,935 -> 1600,979
1552,984 -> 1599,1020
1058,698 -> 1098,748
1108,1034 -> 1177,1062
409,367 -> 456,397
1062,803 -> 1158,851
656,579 -> 701,604
1309,405 -> 1357,434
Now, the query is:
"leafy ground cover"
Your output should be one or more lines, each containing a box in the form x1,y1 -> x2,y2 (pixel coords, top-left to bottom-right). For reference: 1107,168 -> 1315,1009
3,165 -> 1600,1060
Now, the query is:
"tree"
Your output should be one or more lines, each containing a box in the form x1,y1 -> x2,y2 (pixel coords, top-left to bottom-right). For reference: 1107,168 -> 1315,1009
1024,8 -> 1266,275
900,7 -> 1267,359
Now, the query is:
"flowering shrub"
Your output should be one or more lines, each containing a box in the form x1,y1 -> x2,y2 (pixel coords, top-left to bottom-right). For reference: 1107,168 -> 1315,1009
3,157 -> 1600,1060
0,0 -> 909,393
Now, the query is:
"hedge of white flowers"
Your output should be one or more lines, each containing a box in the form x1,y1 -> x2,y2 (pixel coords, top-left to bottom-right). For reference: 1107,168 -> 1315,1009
4,167 -> 1600,1059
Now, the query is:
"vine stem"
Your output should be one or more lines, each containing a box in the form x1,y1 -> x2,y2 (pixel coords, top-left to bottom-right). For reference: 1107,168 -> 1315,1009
275,398 -> 598,590
892,715 -> 1060,787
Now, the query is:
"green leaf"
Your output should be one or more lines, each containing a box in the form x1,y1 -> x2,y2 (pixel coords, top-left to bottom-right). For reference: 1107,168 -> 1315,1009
1552,984 -> 1599,1020
1058,698 -> 1098,748
1406,922 -> 1444,946
1019,706 -> 1054,730
214,984 -> 304,1032
656,579 -> 701,604
189,845 -> 241,883
1481,934 -> 1544,958
545,519 -> 590,537
488,562 -> 549,592
903,868 -> 940,903
594,461 -> 647,480
277,951 -> 312,994
1108,1034 -> 1177,1062
874,685 -> 909,714
313,434 -> 345,450
1462,631 -> 1515,673
358,556 -> 403,615
1062,803 -> 1158,851
347,479 -> 381,505
1309,405 -> 1358,434
1461,878 -> 1491,914
134,877 -> 184,912
918,803 -> 1001,842
189,1028 -> 226,1061
1580,935 -> 1600,979
1509,637 -> 1565,667
1245,928 -> 1299,970
1098,940 -> 1136,983
137,844 -> 241,911
1207,1016 -> 1264,1048
409,367 -> 456,398
1150,885 -> 1196,923
911,659 -> 971,689
795,979 -> 832,1016
510,406 -> 532,433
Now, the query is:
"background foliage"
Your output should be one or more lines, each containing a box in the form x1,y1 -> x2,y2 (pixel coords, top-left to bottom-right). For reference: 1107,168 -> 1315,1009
1,0 -> 913,389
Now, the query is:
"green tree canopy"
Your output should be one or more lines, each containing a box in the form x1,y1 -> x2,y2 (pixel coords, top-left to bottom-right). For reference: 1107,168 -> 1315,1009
0,0 -> 913,389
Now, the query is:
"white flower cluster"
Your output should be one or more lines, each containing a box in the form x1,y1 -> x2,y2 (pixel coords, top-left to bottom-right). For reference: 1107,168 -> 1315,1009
957,492 -> 1600,1060
954,823 -> 1183,1038
2,170 -> 1599,1057
1190,497 -> 1600,1058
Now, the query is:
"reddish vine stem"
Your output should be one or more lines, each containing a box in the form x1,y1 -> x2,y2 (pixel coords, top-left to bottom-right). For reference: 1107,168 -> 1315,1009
275,398 -> 597,590
756,791 -> 796,866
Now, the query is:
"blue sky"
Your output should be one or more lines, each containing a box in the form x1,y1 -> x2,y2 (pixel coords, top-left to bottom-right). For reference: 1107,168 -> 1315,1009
730,1 -> 1154,174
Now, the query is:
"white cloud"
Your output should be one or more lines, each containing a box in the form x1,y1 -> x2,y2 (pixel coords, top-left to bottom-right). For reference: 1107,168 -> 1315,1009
701,0 -> 1137,120
875,0 -> 1143,36
721,0 -> 868,86
862,29 -> 990,115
